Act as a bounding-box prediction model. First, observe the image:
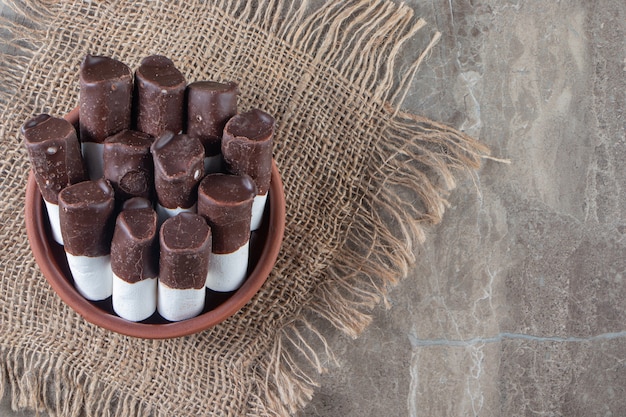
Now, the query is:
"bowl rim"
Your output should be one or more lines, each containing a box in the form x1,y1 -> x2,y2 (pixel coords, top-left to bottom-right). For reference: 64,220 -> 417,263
24,108 -> 286,339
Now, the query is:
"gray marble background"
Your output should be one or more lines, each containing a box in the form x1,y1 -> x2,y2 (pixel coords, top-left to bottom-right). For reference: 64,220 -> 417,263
2,0 -> 625,416
305,1 -> 626,416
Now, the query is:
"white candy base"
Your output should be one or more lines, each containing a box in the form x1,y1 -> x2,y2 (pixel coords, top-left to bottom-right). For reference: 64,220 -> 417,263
157,282 -> 205,322
204,154 -> 223,174
44,200 -> 63,245
81,142 -> 104,180
206,242 -> 249,292
66,253 -> 112,301
250,192 -> 268,231
156,203 -> 196,227
112,274 -> 157,322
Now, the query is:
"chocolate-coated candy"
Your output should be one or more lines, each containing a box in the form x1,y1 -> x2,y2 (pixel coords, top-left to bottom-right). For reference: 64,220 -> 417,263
103,130 -> 154,202
79,55 -> 133,143
221,108 -> 274,195
159,213 -> 211,289
186,81 -> 238,155
58,179 -> 115,257
135,55 -> 186,137
151,132 -> 204,209
197,173 -> 256,254
110,198 -> 158,283
22,114 -> 87,204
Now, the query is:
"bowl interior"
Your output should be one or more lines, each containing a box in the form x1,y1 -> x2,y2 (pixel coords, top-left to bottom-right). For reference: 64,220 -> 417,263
24,108 -> 285,339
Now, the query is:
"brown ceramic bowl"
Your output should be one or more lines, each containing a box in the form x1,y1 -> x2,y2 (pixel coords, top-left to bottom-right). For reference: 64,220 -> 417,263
24,107 -> 285,339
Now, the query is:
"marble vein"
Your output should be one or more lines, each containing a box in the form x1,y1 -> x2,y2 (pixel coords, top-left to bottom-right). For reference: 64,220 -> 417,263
408,330 -> 626,347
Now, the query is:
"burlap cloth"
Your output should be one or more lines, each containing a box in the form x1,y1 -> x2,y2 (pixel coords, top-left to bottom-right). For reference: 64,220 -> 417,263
0,1 -> 489,415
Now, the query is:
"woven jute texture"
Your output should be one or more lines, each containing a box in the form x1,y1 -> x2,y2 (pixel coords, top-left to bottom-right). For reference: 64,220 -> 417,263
0,1 -> 489,415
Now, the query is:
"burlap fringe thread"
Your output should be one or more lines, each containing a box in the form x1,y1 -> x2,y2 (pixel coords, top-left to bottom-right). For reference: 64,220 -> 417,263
0,1 -> 489,416
259,111 -> 488,415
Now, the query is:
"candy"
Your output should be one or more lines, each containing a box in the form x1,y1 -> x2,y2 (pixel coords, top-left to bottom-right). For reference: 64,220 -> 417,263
79,55 -> 133,179
135,55 -> 186,137
59,179 -> 115,301
198,173 -> 256,292
110,198 -> 158,322
222,109 -> 274,230
186,81 -> 238,173
157,213 -> 211,321
22,114 -> 87,244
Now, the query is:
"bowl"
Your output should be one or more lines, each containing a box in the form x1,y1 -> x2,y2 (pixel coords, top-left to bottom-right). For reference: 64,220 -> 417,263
24,107 -> 285,339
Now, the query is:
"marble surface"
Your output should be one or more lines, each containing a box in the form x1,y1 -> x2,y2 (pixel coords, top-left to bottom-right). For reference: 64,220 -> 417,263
304,0 -> 626,416
2,0 -> 625,416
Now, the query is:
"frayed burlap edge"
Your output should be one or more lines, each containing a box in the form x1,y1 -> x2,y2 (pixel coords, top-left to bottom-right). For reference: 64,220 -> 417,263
0,1 -> 491,416
257,110 -> 489,415
1,345 -> 158,417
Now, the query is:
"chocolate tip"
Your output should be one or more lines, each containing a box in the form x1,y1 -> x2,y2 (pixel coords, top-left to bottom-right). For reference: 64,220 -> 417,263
224,109 -> 275,142
139,55 -> 174,65
249,108 -> 274,124
227,81 -> 240,95
199,173 -> 257,204
95,178 -> 115,196
151,131 -> 176,153
189,80 -> 239,93
160,212 -> 211,252
104,130 -> 153,147
122,197 -> 153,211
115,202 -> 157,243
241,174 -> 258,195
80,54 -> 132,82
22,114 -> 51,134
